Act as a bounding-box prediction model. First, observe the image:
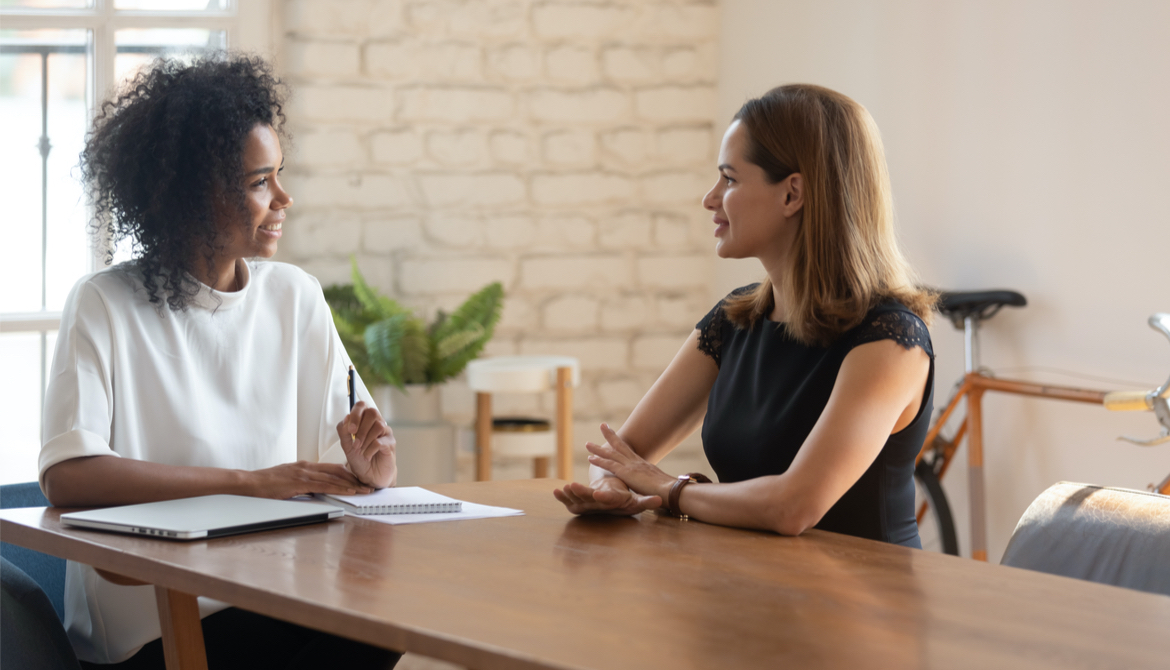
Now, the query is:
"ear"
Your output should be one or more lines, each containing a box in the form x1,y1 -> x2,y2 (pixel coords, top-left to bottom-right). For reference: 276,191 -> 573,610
781,173 -> 804,217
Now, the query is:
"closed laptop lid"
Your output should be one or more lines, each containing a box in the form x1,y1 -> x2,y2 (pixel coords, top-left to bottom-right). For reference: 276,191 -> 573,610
60,494 -> 343,540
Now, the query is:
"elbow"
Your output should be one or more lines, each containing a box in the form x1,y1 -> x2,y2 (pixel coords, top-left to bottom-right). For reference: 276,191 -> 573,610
42,461 -> 86,507
764,494 -> 824,537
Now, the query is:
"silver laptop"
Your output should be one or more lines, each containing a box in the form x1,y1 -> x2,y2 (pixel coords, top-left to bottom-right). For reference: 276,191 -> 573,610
60,494 -> 344,540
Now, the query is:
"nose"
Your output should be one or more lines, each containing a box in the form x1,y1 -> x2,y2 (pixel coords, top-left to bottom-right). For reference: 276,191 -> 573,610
702,179 -> 721,211
273,178 -> 293,210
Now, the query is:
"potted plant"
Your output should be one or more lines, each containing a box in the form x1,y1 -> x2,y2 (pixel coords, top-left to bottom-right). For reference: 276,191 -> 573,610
324,258 -> 504,425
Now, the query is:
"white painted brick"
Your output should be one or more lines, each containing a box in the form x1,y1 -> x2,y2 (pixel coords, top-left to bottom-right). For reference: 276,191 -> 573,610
398,87 -> 514,122
424,213 -> 484,248
449,0 -> 527,38
535,216 -> 596,248
637,255 -> 711,288
368,41 -> 482,81
286,40 -> 361,77
531,173 -> 634,206
368,0 -> 406,37
363,216 -> 425,253
663,43 -> 718,82
641,4 -> 719,40
482,337 -> 519,357
598,211 -> 652,249
642,171 -> 709,204
284,214 -> 362,258
297,258 -> 362,289
294,86 -> 395,123
285,0 -> 375,37
657,293 -> 710,328
542,130 -> 595,166
596,378 -> 646,412
635,86 -> 717,122
292,174 -> 413,209
600,295 -> 650,331
520,338 -> 629,372
488,44 -> 539,81
632,334 -> 687,371
495,294 -> 538,332
521,255 -> 632,290
543,295 -> 600,332
532,3 -> 635,39
484,215 -> 538,249
600,128 -> 649,164
295,130 -> 364,167
656,126 -> 712,164
545,45 -> 598,85
371,129 -> 423,164
528,89 -> 629,123
601,47 -> 656,83
489,130 -> 530,164
654,212 -> 693,249
427,129 -> 485,166
417,173 -> 527,207
399,258 -> 513,294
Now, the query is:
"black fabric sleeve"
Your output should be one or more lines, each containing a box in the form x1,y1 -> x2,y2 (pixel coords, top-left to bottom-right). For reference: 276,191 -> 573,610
695,284 -> 759,368
845,308 -> 934,358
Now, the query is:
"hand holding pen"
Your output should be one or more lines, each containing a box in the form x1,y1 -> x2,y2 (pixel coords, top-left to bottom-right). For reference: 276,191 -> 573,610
337,365 -> 398,489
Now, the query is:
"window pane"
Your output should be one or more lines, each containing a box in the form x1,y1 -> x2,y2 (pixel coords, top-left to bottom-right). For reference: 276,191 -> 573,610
114,0 -> 228,11
0,29 -> 90,313
114,28 -> 227,84
0,330 -> 56,486
0,1 -> 91,9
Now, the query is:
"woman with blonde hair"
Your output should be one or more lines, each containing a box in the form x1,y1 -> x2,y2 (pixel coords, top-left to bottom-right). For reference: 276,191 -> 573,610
554,84 -> 935,547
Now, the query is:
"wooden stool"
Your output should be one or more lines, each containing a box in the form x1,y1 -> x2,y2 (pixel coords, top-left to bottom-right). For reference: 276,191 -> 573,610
466,356 -> 580,481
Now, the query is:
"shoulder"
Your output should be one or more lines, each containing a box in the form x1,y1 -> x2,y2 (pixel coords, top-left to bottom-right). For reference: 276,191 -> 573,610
843,301 -> 933,357
249,260 -> 322,292
696,284 -> 760,366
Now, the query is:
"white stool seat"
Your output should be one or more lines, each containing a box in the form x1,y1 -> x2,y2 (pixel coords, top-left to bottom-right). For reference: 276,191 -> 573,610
467,356 -> 581,393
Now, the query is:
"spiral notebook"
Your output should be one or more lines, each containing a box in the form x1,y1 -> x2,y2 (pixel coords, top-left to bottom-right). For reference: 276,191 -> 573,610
318,487 -> 462,516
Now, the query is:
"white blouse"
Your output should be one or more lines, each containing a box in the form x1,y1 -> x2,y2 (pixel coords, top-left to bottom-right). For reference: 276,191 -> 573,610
40,259 -> 373,664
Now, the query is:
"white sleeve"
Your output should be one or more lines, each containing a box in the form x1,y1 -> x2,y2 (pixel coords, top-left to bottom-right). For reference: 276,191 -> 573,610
39,278 -> 120,491
292,271 -> 378,465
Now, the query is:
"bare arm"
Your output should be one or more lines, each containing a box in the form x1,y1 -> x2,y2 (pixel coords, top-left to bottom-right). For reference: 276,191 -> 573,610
586,339 -> 930,534
554,330 -> 718,514
42,456 -> 372,508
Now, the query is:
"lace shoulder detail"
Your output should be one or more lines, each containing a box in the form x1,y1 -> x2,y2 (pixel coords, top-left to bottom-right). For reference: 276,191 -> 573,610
695,284 -> 758,368
846,308 -> 934,357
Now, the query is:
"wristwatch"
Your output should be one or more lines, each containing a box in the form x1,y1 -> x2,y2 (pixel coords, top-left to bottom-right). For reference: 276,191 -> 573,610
667,472 -> 711,520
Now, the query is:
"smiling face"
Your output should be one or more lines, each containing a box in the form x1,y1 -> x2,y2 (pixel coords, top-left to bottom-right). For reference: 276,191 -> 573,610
215,123 -> 291,266
702,120 -> 803,268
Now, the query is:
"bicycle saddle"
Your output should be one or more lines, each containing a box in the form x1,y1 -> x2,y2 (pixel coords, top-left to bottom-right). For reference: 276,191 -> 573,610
936,290 -> 1027,329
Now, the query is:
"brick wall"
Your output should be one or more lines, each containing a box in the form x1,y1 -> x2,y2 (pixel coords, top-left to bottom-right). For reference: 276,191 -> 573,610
277,0 -> 720,478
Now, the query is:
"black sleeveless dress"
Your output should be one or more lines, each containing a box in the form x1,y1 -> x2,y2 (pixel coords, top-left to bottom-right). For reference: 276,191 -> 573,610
696,285 -> 934,547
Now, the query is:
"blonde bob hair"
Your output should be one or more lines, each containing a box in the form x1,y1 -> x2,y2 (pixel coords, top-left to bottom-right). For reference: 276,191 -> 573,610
721,84 -> 935,345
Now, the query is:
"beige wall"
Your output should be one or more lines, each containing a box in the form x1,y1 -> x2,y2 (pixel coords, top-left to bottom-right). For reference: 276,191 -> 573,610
719,0 -> 1170,560
274,0 -> 720,477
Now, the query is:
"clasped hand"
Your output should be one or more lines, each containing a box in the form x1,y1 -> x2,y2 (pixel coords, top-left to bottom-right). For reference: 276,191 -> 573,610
337,400 -> 397,490
553,423 -> 675,516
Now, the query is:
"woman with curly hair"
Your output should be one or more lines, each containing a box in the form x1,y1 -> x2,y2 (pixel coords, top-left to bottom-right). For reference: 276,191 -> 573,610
39,54 -> 400,668
555,84 -> 936,549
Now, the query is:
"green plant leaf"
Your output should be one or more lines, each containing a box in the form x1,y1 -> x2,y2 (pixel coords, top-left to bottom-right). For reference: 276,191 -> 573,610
428,282 -> 504,382
365,312 -> 430,389
350,258 -> 406,321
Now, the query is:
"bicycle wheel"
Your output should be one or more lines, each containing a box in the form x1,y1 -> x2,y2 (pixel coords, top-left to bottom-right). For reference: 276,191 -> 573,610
914,459 -> 959,556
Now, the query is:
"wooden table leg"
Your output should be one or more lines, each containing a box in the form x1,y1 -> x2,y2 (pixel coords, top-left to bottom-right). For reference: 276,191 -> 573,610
555,366 -> 573,481
967,387 -> 988,562
155,586 -> 208,670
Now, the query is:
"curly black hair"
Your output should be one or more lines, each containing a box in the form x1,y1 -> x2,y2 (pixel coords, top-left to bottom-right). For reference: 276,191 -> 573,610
80,52 -> 289,310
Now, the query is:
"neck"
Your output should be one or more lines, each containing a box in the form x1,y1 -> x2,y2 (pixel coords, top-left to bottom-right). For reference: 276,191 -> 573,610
193,257 -> 241,293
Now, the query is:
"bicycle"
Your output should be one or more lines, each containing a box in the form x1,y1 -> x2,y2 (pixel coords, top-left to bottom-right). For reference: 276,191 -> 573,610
911,290 -> 1170,559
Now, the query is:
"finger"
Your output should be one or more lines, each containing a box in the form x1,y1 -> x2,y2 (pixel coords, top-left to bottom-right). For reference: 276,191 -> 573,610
354,405 -> 385,450
598,423 -> 633,455
587,454 -> 620,473
345,401 -> 368,442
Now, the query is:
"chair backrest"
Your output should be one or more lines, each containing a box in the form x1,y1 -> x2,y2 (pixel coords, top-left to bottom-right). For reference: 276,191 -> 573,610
1000,481 -> 1170,596
1,481 -> 66,620
2,556 -> 81,670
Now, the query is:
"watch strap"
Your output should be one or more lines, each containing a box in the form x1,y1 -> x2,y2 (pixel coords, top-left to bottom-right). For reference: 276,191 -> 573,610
667,472 -> 711,519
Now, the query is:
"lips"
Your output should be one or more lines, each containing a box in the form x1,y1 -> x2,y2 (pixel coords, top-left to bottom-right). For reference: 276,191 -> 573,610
259,222 -> 282,231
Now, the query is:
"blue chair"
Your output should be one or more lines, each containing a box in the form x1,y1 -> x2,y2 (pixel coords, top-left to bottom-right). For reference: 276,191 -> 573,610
1,481 -> 80,670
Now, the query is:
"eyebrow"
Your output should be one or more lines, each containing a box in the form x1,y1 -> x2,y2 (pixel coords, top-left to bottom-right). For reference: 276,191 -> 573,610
244,161 -> 284,178
718,164 -> 737,172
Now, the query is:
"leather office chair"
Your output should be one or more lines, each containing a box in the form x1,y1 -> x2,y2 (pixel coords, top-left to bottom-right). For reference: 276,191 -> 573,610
1000,481 -> 1170,596
1,481 -> 80,670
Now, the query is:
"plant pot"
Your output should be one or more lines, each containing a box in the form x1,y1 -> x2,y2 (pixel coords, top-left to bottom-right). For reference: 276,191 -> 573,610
372,384 -> 455,486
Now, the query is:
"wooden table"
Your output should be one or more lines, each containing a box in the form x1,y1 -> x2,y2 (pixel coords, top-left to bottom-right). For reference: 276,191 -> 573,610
3,479 -> 1169,669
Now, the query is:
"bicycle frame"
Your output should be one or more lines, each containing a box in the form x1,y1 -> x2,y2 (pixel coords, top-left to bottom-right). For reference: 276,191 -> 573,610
917,373 -> 1106,562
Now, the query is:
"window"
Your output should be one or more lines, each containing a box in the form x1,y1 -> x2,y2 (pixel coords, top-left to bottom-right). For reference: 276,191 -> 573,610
0,0 -> 273,484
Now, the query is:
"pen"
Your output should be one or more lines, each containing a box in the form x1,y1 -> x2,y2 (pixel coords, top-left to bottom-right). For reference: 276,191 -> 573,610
347,365 -> 356,441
